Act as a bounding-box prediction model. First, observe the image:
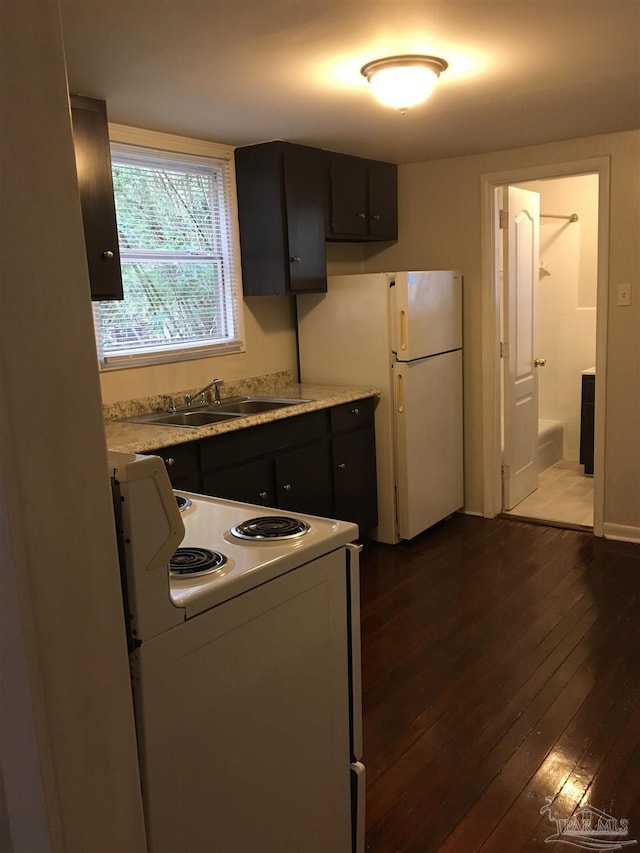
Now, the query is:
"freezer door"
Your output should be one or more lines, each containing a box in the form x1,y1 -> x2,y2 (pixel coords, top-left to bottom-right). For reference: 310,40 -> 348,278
394,350 -> 464,539
391,270 -> 462,361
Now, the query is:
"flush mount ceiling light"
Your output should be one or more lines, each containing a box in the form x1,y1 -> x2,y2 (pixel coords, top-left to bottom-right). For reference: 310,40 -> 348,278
360,54 -> 448,112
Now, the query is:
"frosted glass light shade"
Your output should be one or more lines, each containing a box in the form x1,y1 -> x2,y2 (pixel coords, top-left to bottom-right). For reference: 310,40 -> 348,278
361,55 -> 448,111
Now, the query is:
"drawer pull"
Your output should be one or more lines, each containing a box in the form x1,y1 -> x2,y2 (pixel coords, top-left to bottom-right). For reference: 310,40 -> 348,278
337,463 -> 346,470
164,457 -> 175,466
351,407 -> 360,416
259,491 -> 268,500
283,484 -> 292,492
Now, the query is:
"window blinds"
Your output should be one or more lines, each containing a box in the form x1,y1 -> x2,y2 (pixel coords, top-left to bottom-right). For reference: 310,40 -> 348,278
94,143 -> 243,367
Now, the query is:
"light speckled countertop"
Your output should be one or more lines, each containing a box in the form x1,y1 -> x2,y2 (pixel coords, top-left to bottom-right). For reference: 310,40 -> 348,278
105,383 -> 380,454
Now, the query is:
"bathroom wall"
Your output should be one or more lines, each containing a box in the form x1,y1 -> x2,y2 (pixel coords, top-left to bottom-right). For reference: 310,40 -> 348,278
519,174 -> 598,461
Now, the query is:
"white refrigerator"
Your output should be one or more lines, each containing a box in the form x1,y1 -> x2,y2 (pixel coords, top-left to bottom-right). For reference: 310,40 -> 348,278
297,270 -> 463,544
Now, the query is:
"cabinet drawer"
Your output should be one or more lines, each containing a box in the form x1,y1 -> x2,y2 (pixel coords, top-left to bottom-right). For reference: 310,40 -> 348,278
148,442 -> 199,483
330,398 -> 375,433
200,412 -> 328,471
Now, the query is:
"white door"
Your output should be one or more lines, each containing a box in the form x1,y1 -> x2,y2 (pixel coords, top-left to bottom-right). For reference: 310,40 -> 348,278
394,351 -> 464,539
502,186 -> 541,510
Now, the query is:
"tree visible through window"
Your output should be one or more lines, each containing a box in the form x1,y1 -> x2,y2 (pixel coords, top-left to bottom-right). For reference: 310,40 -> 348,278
93,143 -> 242,366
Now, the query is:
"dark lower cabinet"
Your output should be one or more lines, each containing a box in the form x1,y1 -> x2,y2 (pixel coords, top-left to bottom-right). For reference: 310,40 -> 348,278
203,458 -> 275,507
154,442 -> 200,492
333,427 -> 377,532
330,398 -> 378,533
148,398 -> 378,533
275,440 -> 333,518
580,373 -> 595,475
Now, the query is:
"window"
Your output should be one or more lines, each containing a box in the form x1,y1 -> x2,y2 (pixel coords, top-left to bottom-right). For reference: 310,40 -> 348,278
93,136 -> 244,368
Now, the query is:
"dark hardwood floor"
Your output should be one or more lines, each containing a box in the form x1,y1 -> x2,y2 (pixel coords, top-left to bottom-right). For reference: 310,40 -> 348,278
359,514 -> 640,852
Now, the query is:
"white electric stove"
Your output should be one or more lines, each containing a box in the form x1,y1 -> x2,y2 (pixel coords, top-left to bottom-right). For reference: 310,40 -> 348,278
170,488 -> 360,618
108,450 -> 365,853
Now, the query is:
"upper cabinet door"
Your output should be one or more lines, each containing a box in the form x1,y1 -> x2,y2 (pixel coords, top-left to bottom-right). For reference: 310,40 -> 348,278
329,154 -> 369,238
283,144 -> 328,293
368,161 -> 398,240
235,141 -> 327,296
69,95 -> 123,301
327,153 -> 397,242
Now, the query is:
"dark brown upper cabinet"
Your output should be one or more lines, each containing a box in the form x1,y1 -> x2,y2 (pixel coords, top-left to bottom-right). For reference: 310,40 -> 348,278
69,94 -> 123,301
327,153 -> 398,242
235,141 -> 327,296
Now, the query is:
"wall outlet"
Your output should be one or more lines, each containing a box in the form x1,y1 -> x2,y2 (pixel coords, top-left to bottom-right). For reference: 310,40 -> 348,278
616,283 -> 631,306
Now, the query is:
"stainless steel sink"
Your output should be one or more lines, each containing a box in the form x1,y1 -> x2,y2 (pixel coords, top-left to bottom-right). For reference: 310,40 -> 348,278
215,397 -> 310,415
126,396 -> 312,428
128,410 -> 243,428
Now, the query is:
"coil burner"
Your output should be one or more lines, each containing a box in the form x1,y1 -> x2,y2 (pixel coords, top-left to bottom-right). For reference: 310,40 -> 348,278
170,547 -> 227,577
230,516 -> 310,541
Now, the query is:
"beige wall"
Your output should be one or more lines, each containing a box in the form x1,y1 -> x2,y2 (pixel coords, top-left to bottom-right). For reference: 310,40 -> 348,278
358,131 -> 640,534
0,2 -> 146,849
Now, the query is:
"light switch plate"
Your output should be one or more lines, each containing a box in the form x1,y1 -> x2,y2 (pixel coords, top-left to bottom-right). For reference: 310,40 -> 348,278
617,283 -> 631,306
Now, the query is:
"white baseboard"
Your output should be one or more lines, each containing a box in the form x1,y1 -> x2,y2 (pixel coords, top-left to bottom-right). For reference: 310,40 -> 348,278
603,523 -> 640,545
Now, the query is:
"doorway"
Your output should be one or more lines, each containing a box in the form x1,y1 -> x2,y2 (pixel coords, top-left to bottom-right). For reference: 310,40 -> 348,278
503,175 -> 598,528
480,158 -> 609,536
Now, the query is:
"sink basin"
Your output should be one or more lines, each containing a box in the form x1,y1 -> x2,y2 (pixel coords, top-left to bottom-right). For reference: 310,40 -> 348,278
215,397 -> 310,415
126,396 -> 312,428
130,410 -> 242,428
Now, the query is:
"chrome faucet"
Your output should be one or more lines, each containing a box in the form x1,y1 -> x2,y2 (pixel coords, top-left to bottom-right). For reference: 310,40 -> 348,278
184,378 -> 224,407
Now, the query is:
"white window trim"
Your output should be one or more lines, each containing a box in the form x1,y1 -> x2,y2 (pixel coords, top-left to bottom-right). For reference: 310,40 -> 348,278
96,124 -> 245,371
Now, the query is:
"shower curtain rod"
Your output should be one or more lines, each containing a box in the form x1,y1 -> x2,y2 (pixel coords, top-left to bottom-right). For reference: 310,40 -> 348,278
540,212 -> 579,222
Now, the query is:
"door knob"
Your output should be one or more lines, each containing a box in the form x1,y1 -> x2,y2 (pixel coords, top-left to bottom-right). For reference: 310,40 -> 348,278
534,357 -> 547,367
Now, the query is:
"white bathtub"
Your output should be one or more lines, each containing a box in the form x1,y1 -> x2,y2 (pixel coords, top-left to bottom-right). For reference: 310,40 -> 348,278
538,419 -> 563,472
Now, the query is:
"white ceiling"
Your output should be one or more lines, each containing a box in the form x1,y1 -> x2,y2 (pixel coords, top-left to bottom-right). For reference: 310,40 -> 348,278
60,0 -> 640,164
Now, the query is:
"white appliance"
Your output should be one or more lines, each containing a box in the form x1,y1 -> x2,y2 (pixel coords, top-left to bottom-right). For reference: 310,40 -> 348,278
297,270 -> 463,544
108,450 -> 365,853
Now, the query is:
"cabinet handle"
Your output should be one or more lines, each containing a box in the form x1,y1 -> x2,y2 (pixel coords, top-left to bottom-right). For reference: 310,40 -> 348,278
289,256 -> 302,264
351,407 -> 360,416
357,212 -> 366,219
283,484 -> 292,492
101,250 -> 115,261
337,462 -> 346,470
164,457 -> 175,466
371,213 -> 381,221
259,491 -> 268,500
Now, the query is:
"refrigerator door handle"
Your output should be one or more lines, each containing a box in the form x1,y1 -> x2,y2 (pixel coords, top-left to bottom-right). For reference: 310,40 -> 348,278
397,372 -> 405,413
399,309 -> 408,351
346,543 -> 363,761
350,761 -> 366,853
